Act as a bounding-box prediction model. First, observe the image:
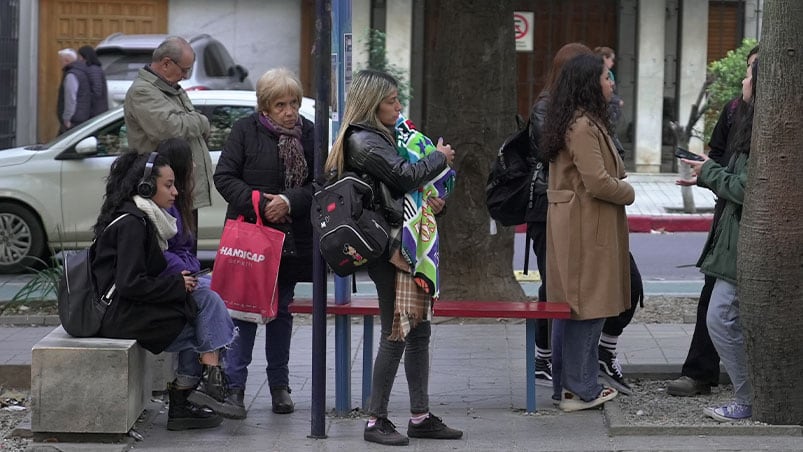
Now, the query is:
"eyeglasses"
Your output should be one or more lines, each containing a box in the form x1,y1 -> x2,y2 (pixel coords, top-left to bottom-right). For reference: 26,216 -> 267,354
167,58 -> 192,76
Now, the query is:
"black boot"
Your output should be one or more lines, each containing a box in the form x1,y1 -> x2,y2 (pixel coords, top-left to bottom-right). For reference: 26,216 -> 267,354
187,365 -> 247,419
166,381 -> 223,431
270,385 -> 294,414
226,387 -> 246,418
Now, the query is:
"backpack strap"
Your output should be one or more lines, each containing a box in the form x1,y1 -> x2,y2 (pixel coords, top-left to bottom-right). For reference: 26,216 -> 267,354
96,213 -> 130,303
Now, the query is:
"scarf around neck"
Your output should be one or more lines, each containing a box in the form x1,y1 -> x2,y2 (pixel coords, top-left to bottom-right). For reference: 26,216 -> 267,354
134,195 -> 177,251
259,113 -> 308,189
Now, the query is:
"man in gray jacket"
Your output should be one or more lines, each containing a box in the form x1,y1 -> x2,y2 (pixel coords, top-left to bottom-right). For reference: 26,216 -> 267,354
124,36 -> 213,228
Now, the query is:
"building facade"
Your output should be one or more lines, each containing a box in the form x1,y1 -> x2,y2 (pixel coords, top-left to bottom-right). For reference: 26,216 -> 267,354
10,0 -> 762,172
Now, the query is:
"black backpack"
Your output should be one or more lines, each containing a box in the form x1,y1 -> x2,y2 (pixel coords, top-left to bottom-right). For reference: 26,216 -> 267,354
311,172 -> 390,277
58,213 -> 129,337
486,118 -> 546,226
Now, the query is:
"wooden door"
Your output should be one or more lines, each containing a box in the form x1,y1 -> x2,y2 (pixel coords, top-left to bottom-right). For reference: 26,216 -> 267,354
38,0 -> 167,142
707,0 -> 744,63
513,0 -> 618,118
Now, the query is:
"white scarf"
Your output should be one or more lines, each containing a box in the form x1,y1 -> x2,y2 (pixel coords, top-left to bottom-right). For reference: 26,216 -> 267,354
133,195 -> 177,250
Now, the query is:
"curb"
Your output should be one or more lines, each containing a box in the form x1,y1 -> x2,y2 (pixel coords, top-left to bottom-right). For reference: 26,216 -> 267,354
0,315 -> 60,327
513,214 -> 714,234
627,214 -> 713,233
604,400 -> 803,436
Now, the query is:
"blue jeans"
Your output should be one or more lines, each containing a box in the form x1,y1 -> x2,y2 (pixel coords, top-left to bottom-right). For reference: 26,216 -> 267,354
707,279 -> 752,405
165,277 -> 236,388
552,317 -> 605,401
224,279 -> 295,389
366,258 -> 430,418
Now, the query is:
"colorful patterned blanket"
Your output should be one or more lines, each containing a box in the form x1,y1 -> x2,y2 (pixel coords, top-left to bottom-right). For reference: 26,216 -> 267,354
394,115 -> 456,298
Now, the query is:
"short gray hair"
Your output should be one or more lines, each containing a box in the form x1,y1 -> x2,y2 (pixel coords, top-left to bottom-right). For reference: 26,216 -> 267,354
58,48 -> 77,61
152,36 -> 191,62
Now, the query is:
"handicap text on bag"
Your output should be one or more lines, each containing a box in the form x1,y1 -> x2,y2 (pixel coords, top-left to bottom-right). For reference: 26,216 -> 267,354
485,117 -> 547,226
311,172 -> 390,277
211,191 -> 284,324
57,213 -> 129,337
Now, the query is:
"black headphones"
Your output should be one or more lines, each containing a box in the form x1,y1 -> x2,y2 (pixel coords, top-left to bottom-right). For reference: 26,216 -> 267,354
137,152 -> 159,198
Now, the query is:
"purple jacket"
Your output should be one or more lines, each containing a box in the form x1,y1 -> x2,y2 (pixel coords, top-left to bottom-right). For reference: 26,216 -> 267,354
161,206 -> 201,276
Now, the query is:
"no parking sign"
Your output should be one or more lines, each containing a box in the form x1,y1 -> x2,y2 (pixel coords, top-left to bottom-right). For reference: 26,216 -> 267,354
514,11 -> 533,52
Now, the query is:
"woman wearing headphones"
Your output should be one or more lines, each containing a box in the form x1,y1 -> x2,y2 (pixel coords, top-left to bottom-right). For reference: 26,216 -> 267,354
91,152 -> 236,431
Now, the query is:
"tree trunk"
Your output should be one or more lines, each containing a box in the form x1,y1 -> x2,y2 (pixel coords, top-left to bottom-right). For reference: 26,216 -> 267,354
421,0 -> 524,300
739,0 -> 803,424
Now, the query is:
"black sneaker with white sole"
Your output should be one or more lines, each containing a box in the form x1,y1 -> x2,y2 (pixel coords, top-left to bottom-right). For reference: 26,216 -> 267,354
535,356 -> 553,384
598,346 -> 633,395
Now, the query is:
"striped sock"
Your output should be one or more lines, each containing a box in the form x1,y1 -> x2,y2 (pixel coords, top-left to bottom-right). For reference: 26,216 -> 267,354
536,346 -> 552,360
599,333 -> 619,354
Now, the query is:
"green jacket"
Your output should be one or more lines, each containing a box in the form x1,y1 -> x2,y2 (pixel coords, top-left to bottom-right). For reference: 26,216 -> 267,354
124,68 -> 213,209
696,152 -> 749,284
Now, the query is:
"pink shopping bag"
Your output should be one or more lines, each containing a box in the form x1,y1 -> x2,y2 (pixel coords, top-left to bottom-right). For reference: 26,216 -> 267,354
211,191 -> 284,324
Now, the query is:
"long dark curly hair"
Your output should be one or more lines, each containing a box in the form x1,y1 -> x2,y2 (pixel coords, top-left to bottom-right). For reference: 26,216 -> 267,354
540,54 -> 611,162
728,59 -> 758,157
93,152 -> 170,237
155,138 -> 194,236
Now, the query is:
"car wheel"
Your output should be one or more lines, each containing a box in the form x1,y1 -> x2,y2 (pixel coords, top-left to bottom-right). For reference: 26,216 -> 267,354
0,202 -> 48,274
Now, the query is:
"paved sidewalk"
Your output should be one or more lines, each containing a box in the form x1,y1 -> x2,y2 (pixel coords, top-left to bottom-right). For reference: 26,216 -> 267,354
625,173 -> 716,232
509,172 -> 717,233
5,321 -> 803,450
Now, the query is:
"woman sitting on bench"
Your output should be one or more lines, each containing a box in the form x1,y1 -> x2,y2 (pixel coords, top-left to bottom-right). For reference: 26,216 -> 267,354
91,152 -> 236,431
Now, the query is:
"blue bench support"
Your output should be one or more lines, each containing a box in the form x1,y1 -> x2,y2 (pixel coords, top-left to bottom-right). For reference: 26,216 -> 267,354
525,319 -> 537,413
335,315 -> 351,414
362,315 -> 374,410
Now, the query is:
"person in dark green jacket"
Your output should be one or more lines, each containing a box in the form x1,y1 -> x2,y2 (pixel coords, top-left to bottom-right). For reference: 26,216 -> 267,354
678,58 -> 758,423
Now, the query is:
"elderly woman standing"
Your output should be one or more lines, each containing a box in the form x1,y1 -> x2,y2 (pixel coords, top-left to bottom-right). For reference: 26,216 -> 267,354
214,68 -> 314,416
540,54 -> 635,412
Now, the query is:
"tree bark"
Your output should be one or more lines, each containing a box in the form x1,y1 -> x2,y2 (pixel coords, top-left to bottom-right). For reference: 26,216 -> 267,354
739,0 -> 803,424
421,0 -> 524,300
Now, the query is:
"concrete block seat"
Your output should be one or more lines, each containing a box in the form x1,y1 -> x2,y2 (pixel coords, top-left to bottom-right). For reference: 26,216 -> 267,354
31,326 -> 152,434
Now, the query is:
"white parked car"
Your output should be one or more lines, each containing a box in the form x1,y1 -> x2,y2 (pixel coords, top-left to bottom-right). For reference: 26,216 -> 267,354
0,91 -> 316,273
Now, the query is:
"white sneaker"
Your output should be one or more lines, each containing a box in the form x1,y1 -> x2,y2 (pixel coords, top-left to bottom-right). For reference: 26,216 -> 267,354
558,387 -> 618,412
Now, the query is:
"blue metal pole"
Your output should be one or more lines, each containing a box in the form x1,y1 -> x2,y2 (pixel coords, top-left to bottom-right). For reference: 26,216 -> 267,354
332,0 -> 353,415
525,319 -> 537,413
310,0 -> 332,439
332,0 -> 353,417
362,315 -> 374,410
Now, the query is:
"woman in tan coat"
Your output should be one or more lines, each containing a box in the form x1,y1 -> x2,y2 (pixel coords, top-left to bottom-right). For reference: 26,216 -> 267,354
541,53 -> 635,412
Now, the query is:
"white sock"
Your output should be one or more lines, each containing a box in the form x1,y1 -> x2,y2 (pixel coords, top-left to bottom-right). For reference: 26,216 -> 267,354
367,418 -> 377,428
410,413 -> 428,424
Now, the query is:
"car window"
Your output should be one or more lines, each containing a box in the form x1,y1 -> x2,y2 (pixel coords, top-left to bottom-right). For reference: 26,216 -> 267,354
203,42 -> 236,78
97,51 -> 152,80
95,120 -> 129,156
200,106 -> 254,150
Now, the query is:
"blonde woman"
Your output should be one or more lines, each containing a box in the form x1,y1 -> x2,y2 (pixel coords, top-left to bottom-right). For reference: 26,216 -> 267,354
324,69 -> 458,446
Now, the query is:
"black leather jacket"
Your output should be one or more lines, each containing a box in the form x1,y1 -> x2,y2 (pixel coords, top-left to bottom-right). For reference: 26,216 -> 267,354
344,123 -> 448,227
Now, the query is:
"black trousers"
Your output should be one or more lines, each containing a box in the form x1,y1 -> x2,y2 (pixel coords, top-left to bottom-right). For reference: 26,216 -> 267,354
528,222 -> 643,351
680,274 -> 721,384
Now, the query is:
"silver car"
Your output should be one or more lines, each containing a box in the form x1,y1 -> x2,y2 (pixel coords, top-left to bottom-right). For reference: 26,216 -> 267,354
96,33 -> 253,108
0,91 -> 315,273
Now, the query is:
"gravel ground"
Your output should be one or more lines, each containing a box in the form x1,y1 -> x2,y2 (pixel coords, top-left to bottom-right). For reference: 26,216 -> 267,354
613,379 -> 761,427
0,295 -> 734,449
